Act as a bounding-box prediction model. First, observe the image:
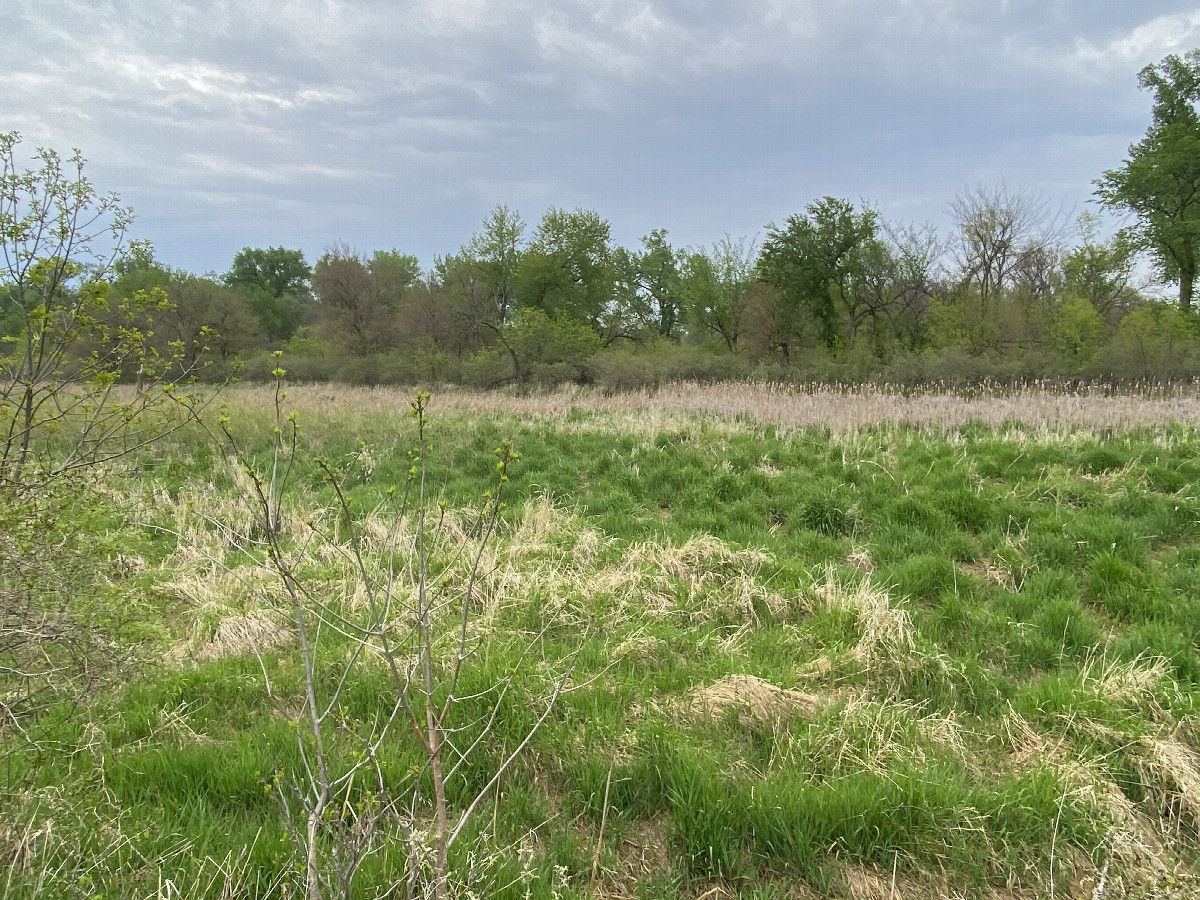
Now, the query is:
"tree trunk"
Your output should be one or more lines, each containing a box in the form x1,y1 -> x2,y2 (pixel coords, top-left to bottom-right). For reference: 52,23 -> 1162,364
1180,263 -> 1195,314
16,384 -> 34,481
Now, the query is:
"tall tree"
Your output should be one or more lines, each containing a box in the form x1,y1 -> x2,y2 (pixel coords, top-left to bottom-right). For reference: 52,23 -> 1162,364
225,246 -> 311,342
680,236 -> 758,354
311,245 -> 400,356
369,249 -> 422,300
515,207 -> 615,329
1064,212 -> 1138,324
613,230 -> 685,340
759,198 -> 878,349
1097,50 -> 1200,312
460,205 -> 525,324
948,183 -> 1060,319
160,273 -> 260,367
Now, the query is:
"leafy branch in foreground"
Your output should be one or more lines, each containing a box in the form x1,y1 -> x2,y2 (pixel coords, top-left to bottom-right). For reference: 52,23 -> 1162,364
216,365 -> 578,900
0,132 -> 213,743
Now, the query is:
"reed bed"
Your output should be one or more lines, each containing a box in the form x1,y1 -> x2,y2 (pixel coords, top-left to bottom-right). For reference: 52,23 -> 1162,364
203,381 -> 1200,435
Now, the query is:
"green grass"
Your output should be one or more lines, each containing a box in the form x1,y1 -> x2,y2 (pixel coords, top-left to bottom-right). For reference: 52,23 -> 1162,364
7,389 -> 1200,898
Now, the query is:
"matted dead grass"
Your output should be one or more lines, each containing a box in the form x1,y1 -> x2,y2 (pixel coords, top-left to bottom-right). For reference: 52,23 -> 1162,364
685,674 -> 821,724
1082,654 -> 1173,708
841,863 -> 942,900
1142,738 -> 1200,831
195,382 -> 1200,437
192,609 -> 293,662
1000,710 -> 1176,880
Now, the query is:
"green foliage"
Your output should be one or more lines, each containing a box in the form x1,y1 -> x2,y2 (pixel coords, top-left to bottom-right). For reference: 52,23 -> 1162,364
759,197 -> 879,350
1049,296 -> 1105,371
503,307 -> 602,387
1097,50 -> 1200,311
515,207 -> 616,328
0,133 -> 207,773
1065,212 -> 1138,323
225,246 -> 311,341
680,236 -> 759,353
1105,303 -> 1200,379
458,203 -> 526,324
613,229 -> 686,340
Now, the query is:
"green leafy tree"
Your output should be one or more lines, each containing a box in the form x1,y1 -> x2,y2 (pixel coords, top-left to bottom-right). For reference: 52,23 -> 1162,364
225,245 -> 312,341
515,207 -> 615,329
1064,212 -> 1139,324
680,237 -> 758,354
369,248 -> 422,297
759,198 -> 878,350
1049,296 -> 1105,371
0,132 -> 196,484
1106,303 -> 1199,378
462,307 -> 600,392
1097,50 -> 1200,312
459,204 -> 525,324
613,229 -> 685,340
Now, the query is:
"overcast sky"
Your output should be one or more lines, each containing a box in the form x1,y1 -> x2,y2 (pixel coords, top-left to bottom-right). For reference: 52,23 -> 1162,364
4,1 -> 1199,275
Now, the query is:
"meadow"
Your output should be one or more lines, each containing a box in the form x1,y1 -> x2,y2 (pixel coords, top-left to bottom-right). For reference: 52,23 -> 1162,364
6,382 -> 1200,899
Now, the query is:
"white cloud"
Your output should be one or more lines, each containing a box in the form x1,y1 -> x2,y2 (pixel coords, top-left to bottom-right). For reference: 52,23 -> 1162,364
179,152 -> 377,184
1072,9 -> 1200,70
3,0 -> 1188,273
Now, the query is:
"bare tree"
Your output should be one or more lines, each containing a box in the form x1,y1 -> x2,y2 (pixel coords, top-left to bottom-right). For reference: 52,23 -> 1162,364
857,221 -> 945,352
948,183 -> 1068,317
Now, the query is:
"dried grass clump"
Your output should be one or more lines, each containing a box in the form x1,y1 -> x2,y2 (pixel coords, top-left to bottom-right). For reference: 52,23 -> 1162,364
813,567 -> 915,666
466,497 -> 609,620
686,674 -> 820,724
793,696 -> 969,777
1083,655 -> 1172,707
841,863 -> 930,900
795,656 -> 835,682
847,549 -> 874,573
193,609 -> 293,662
155,566 -> 286,609
586,535 -> 794,627
1060,760 -> 1169,878
960,559 -> 1018,592
630,536 -> 769,583
1001,712 -> 1172,877
1142,738 -> 1200,829
1001,711 -> 1059,770
756,458 -> 783,477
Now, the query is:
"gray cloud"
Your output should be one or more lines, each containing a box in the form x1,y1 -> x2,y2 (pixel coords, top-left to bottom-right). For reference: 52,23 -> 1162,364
3,0 -> 1196,272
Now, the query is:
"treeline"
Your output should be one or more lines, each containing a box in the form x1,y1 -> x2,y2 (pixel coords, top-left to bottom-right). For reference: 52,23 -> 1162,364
45,188 -> 1192,390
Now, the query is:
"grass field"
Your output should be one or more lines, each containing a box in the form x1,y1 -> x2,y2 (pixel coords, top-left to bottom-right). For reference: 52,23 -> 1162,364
6,383 -> 1200,899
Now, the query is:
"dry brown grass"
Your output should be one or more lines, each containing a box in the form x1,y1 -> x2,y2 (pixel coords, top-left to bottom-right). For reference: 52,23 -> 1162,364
1142,738 -> 1200,830
1000,710 -> 1174,880
192,609 -> 293,662
1082,655 -> 1173,707
812,567 -> 915,667
685,674 -> 821,724
196,382 -> 1200,437
841,862 -> 940,900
